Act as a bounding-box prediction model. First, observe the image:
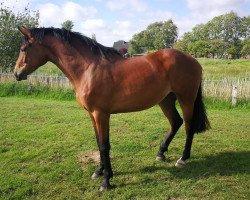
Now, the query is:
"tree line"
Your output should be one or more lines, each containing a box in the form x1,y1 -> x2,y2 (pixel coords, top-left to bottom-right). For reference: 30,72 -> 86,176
129,12 -> 250,59
174,12 -> 250,59
0,4 -> 249,72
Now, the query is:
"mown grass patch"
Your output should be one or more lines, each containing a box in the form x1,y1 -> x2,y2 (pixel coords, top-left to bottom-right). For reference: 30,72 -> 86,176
0,97 -> 249,199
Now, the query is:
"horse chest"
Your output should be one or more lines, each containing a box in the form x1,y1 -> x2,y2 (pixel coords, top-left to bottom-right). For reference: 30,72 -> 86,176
76,91 -> 92,110
76,87 -> 109,112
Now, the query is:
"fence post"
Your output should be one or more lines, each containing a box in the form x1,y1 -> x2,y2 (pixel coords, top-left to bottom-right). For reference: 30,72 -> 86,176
232,85 -> 237,106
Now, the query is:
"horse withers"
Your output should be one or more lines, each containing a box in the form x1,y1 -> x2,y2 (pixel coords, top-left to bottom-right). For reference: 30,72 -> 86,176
14,26 -> 210,191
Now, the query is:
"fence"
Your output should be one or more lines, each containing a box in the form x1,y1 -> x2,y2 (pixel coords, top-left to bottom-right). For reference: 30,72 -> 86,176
0,73 -> 71,88
203,78 -> 250,100
0,73 -> 250,101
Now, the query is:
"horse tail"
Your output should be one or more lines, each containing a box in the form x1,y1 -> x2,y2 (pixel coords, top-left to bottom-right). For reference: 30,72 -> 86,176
190,84 -> 211,133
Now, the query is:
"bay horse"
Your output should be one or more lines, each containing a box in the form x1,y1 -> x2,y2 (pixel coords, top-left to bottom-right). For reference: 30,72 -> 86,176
14,27 -> 210,191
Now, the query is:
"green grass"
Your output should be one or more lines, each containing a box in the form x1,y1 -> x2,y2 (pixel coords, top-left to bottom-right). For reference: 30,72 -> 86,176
197,58 -> 250,80
0,97 -> 249,199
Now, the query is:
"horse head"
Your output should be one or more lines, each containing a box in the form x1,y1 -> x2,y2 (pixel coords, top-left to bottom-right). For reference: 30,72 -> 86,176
14,26 -> 48,81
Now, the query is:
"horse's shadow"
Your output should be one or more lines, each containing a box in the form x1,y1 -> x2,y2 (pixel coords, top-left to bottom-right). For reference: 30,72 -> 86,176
166,151 -> 249,179
116,151 -> 250,187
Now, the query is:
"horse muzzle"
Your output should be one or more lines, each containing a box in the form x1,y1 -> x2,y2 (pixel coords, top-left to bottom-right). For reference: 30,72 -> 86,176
14,71 -> 28,81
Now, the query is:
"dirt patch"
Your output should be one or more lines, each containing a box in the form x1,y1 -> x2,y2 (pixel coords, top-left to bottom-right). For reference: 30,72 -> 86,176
79,151 -> 100,164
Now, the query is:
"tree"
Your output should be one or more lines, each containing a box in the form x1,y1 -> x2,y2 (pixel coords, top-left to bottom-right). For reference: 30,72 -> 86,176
0,5 -> 39,72
209,40 -> 229,58
128,30 -> 147,54
128,19 -> 178,54
174,32 -> 192,52
175,11 -> 249,58
241,36 -> 250,57
240,16 -> 250,39
61,20 -> 74,31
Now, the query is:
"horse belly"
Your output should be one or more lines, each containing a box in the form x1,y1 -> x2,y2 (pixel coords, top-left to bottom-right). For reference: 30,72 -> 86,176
111,79 -> 170,113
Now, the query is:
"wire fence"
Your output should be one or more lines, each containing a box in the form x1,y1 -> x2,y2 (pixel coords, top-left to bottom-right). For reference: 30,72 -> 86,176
1,73 -> 250,100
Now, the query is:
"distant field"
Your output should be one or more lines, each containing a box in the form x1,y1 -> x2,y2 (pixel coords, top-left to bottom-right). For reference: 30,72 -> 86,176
35,58 -> 250,80
0,97 -> 249,199
197,58 -> 250,80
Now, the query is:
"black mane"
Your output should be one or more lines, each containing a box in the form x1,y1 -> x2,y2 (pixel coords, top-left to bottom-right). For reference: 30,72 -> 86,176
29,27 -> 122,60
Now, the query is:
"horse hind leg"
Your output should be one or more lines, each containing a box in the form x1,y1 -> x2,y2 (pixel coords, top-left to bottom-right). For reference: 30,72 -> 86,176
175,94 -> 196,168
175,86 -> 210,168
156,93 -> 183,161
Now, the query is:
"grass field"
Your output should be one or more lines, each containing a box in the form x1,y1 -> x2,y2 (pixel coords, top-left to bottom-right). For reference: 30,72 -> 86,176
0,97 -> 249,199
197,58 -> 250,79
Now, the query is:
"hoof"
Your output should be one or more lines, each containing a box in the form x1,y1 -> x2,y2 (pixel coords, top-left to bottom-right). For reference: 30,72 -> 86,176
175,158 -> 186,168
91,172 -> 103,179
156,155 -> 166,162
99,184 -> 112,192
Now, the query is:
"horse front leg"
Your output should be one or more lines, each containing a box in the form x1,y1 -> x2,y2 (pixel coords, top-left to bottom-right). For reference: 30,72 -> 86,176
89,112 -> 104,179
90,111 -> 113,191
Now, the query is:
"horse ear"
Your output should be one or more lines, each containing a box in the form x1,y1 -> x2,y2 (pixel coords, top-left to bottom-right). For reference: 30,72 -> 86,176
18,26 -> 34,43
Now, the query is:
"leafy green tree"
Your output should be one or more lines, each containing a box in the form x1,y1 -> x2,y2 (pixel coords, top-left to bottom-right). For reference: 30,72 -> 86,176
128,19 -> 178,54
0,5 -> 39,72
128,30 -> 147,54
61,20 -> 74,31
175,11 -> 249,58
240,16 -> 250,39
209,40 -> 229,58
241,37 -> 250,57
174,32 -> 192,52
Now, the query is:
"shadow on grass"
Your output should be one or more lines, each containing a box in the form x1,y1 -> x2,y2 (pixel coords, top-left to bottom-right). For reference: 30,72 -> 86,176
116,151 -> 250,188
155,151 -> 249,178
166,151 -> 250,179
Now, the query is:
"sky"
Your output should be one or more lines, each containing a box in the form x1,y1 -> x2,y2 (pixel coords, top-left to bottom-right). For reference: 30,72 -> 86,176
2,0 -> 250,46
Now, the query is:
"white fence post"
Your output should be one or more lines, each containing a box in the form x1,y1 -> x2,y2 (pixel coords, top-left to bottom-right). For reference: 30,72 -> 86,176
232,85 -> 238,106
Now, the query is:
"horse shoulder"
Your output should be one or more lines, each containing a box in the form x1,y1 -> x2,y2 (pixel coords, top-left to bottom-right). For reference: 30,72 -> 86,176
76,64 -> 115,112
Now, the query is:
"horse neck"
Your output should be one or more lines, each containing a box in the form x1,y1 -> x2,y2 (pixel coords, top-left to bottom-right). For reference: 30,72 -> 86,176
43,36 -> 95,88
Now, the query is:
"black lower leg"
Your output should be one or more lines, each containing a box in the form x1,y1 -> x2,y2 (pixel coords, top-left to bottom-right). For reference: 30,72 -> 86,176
157,95 -> 182,160
100,142 -> 113,190
157,132 -> 175,158
157,118 -> 183,158
94,161 -> 104,176
181,133 -> 194,161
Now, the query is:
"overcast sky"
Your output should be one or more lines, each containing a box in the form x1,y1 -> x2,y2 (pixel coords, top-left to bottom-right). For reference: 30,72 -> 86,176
2,0 -> 250,46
